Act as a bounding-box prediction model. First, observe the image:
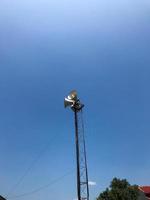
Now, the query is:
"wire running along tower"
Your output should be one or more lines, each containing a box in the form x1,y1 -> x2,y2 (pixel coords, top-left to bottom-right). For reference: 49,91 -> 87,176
64,90 -> 89,200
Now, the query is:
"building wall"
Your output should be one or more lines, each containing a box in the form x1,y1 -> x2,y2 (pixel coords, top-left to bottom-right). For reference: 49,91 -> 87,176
138,191 -> 147,200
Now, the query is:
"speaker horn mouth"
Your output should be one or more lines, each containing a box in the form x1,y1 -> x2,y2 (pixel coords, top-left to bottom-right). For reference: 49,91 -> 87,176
64,98 -> 75,108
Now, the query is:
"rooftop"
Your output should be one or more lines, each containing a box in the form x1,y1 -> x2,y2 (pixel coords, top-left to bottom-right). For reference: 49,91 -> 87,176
139,186 -> 150,199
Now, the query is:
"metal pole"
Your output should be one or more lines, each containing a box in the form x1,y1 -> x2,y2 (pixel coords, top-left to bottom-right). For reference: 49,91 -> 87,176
74,109 -> 81,200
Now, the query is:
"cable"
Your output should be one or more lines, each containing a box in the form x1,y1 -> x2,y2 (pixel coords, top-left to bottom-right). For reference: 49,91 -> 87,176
6,133 -> 62,198
8,169 -> 74,199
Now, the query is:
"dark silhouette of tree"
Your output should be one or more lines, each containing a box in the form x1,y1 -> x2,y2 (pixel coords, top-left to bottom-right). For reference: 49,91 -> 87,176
97,178 -> 139,200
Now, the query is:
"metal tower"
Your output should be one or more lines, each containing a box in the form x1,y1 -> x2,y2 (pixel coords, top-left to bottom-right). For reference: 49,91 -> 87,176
64,90 -> 89,200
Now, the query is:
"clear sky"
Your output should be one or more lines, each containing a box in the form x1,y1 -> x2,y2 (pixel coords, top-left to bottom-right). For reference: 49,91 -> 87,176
0,0 -> 150,200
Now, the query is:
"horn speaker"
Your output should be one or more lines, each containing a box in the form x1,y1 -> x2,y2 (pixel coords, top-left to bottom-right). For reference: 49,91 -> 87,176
64,90 -> 78,108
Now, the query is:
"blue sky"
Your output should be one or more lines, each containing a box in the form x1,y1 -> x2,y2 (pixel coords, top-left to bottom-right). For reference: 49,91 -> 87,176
0,0 -> 150,199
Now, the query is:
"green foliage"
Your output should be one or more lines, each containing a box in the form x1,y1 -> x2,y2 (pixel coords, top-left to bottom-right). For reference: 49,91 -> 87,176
97,178 -> 139,200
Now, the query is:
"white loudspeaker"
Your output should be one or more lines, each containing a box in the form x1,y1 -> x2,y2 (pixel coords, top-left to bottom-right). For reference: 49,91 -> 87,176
64,98 -> 75,108
64,90 -> 78,108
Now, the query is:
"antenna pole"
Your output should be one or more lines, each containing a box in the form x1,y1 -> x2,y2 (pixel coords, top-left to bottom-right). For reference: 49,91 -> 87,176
74,109 -> 81,200
64,91 -> 89,200
73,103 -> 89,200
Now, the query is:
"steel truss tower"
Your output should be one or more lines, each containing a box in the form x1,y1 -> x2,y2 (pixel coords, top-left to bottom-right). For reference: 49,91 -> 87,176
64,91 -> 89,200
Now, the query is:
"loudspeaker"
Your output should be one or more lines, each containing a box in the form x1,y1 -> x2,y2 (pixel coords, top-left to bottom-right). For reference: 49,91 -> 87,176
64,98 -> 75,108
67,90 -> 77,101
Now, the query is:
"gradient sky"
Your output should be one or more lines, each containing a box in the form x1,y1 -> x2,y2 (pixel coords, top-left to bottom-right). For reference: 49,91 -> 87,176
0,0 -> 150,200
